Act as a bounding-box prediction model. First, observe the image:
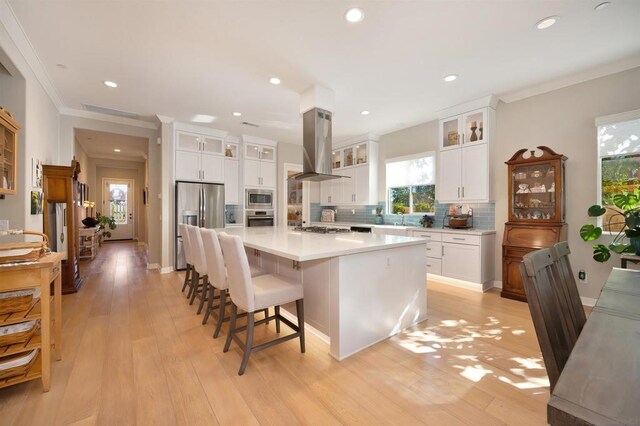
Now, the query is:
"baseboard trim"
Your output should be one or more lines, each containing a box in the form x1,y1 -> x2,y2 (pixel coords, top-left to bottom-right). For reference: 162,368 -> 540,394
160,266 -> 174,274
146,263 -> 160,271
580,296 -> 597,307
428,274 -> 491,292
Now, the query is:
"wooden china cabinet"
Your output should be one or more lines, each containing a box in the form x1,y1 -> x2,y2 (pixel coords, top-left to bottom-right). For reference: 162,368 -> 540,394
502,146 -> 567,302
42,160 -> 83,294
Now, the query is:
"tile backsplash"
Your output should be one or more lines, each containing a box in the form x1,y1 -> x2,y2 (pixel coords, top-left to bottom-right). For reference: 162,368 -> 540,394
312,201 -> 495,230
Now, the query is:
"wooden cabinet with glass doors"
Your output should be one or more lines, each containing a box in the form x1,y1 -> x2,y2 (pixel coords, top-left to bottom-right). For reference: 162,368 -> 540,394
0,107 -> 20,195
502,146 -> 567,302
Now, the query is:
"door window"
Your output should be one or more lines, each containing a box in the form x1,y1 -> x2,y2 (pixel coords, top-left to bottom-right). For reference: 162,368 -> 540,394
108,183 -> 128,224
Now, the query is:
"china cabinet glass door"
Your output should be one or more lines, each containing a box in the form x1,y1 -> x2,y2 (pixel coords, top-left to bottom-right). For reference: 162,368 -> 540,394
511,164 -> 557,221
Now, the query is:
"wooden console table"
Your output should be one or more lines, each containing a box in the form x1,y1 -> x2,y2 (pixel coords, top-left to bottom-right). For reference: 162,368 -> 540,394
0,252 -> 63,391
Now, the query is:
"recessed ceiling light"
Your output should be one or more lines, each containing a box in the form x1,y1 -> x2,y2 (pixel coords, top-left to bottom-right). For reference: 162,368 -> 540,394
269,77 -> 281,85
443,74 -> 458,82
233,112 -> 242,117
114,149 -> 121,152
345,8 -> 364,23
360,110 -> 370,116
191,114 -> 216,123
535,16 -> 560,30
594,2 -> 611,11
103,80 -> 118,88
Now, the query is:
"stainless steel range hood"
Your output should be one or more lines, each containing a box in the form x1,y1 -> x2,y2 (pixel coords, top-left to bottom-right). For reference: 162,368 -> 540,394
289,108 -> 348,182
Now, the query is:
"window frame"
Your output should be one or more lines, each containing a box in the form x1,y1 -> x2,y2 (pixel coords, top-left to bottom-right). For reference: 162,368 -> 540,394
595,109 -> 640,230
385,151 -> 436,215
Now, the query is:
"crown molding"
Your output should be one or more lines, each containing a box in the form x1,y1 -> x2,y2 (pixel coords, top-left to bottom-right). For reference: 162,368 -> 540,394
0,1 -> 63,110
61,107 -> 159,130
500,56 -> 640,104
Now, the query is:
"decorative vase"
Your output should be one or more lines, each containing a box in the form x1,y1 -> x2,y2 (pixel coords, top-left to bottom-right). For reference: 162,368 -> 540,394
375,216 -> 383,225
631,236 -> 640,256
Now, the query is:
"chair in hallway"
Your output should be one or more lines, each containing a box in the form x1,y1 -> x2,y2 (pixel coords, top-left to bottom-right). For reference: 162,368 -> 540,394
520,248 -> 576,392
550,241 -> 587,338
219,233 -> 305,376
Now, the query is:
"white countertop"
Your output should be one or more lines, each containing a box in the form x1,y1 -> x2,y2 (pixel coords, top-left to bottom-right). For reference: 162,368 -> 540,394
219,226 -> 427,262
310,221 -> 495,236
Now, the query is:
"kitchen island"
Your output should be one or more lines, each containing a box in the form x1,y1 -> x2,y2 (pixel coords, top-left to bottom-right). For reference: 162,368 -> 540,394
220,226 -> 428,360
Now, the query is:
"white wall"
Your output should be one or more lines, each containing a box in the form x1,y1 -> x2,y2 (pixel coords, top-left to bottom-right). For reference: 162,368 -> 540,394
0,19 -> 59,237
494,66 -> 640,299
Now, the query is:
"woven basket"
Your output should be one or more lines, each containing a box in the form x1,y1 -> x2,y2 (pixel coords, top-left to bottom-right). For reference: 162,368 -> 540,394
0,320 -> 38,348
0,288 -> 39,316
0,349 -> 38,380
0,231 -> 49,265
448,215 -> 470,228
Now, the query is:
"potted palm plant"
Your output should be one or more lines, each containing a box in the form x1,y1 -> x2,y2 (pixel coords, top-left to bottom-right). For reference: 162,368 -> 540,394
580,190 -> 640,262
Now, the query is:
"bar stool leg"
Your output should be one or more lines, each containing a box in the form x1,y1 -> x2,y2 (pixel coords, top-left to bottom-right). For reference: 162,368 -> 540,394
239,312 -> 255,376
197,276 -> 209,315
274,305 -> 281,333
181,264 -> 191,292
187,270 -> 198,300
203,284 -> 215,325
224,303 -> 238,353
296,299 -> 305,353
213,289 -> 227,338
189,271 -> 200,305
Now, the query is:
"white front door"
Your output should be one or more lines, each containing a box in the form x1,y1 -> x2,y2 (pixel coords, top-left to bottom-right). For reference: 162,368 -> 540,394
103,178 -> 135,240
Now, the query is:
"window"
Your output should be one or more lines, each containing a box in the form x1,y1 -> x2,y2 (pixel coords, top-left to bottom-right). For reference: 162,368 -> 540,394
597,115 -> 640,231
386,153 -> 436,214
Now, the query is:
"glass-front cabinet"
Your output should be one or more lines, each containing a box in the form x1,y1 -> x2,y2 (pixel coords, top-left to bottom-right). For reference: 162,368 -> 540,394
332,142 -> 369,170
439,108 -> 489,150
244,143 -> 275,161
506,146 -> 566,223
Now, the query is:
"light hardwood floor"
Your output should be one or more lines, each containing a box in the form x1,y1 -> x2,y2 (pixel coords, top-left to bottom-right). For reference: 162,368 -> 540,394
0,242 -> 552,425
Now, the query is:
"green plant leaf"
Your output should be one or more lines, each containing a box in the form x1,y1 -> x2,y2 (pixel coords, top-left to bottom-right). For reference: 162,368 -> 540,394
625,213 -> 640,229
580,224 -> 602,241
608,242 -> 631,254
613,193 -> 639,211
587,205 -> 606,217
625,228 -> 640,238
592,244 -> 611,262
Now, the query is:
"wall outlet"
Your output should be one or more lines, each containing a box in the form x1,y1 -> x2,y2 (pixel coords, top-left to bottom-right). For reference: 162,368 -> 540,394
0,220 -> 8,231
371,209 -> 376,214
351,209 -> 355,215
578,270 -> 588,283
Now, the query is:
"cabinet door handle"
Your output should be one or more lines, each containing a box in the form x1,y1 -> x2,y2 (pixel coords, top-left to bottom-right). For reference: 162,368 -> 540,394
426,247 -> 432,251
441,246 -> 444,256
452,237 -> 465,241
461,133 -> 464,144
462,187 -> 465,198
457,187 -> 460,198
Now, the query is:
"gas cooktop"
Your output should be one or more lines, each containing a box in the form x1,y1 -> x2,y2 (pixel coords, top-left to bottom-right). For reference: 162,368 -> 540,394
293,226 -> 352,234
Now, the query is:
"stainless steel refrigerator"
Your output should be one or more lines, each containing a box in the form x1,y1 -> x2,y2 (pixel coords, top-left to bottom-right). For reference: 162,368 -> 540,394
175,181 -> 225,270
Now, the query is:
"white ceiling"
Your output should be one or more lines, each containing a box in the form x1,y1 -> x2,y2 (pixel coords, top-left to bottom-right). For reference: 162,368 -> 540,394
9,1 -> 640,144
75,128 -> 148,162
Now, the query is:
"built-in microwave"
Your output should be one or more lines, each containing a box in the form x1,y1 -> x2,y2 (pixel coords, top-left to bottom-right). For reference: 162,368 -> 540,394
246,189 -> 274,209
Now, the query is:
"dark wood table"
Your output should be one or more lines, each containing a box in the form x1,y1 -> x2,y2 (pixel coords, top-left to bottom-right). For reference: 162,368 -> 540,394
620,254 -> 640,269
548,268 -> 640,425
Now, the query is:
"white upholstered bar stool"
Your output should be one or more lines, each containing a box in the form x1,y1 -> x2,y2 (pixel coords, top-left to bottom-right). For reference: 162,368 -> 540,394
200,229 -> 268,333
186,225 -> 210,313
219,233 -> 305,376
179,224 -> 193,295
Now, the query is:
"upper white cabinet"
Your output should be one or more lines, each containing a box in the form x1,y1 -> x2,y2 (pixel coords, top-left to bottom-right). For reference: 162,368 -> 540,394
242,136 -> 277,188
436,96 -> 497,204
224,141 -> 240,205
175,130 -> 225,183
320,135 -> 378,205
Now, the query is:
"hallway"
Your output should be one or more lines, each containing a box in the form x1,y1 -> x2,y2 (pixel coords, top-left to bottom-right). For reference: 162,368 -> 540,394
0,242 -> 550,425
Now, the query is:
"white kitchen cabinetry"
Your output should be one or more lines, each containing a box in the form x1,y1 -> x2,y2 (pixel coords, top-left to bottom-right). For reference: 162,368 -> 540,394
242,139 -> 277,188
175,130 -> 225,183
436,97 -> 496,204
410,229 -> 495,291
224,157 -> 239,204
372,226 -> 408,237
320,135 -> 378,205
